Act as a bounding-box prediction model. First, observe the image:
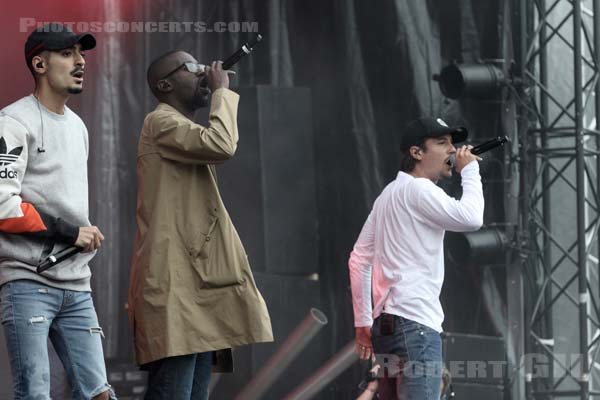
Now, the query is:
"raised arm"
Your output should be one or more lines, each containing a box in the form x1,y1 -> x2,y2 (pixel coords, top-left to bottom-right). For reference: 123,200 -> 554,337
153,88 -> 240,165
415,160 -> 484,232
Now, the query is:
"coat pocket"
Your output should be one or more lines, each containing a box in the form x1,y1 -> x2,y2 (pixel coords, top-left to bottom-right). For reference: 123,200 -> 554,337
187,216 -> 219,259
189,219 -> 245,288
195,279 -> 247,304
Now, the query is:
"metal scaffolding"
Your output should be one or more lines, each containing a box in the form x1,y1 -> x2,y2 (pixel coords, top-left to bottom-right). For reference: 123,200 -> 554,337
514,0 -> 600,398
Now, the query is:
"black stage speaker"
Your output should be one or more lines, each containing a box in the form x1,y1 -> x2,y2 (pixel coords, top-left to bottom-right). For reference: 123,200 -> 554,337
442,332 -> 506,386
106,361 -> 147,399
442,332 -> 507,400
450,382 -> 505,400
217,86 -> 318,276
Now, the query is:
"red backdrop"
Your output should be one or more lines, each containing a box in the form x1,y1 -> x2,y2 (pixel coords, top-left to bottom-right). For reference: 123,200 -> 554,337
0,0 -> 138,107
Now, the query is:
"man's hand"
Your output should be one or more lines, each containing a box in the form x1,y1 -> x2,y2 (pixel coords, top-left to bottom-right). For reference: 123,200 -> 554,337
355,326 -> 374,360
206,60 -> 229,91
75,226 -> 104,252
455,144 -> 481,173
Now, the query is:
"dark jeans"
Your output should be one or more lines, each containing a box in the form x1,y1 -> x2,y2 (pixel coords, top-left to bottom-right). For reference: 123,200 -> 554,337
372,314 -> 442,400
143,352 -> 212,400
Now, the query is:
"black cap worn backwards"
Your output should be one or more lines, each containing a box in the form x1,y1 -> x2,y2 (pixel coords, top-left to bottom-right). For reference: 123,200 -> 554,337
401,117 -> 468,150
25,23 -> 96,66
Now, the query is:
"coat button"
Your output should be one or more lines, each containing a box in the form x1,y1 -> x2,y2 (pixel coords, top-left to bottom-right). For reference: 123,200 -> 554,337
206,236 -> 211,241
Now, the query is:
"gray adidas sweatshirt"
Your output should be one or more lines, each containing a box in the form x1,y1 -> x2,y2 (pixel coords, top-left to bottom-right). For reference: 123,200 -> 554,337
0,95 -> 95,291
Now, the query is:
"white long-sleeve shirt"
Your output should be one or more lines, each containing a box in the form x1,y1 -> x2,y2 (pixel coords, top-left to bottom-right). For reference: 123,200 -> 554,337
348,161 -> 484,332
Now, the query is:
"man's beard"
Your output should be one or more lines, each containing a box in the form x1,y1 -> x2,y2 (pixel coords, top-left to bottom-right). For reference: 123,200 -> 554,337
67,87 -> 83,94
195,93 -> 210,108
186,91 -> 210,110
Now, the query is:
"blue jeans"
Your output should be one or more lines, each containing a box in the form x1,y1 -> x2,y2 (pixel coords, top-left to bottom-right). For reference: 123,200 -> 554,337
372,314 -> 442,400
142,352 -> 212,400
0,280 -> 116,400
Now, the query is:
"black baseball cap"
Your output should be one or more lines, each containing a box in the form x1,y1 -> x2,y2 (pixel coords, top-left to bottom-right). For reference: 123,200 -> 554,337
25,23 -> 96,65
401,117 -> 468,150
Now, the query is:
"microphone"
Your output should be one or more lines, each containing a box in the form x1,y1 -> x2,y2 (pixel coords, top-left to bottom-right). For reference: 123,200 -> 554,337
449,135 -> 509,167
37,246 -> 82,273
222,34 -> 262,70
198,34 -> 262,86
470,135 -> 509,155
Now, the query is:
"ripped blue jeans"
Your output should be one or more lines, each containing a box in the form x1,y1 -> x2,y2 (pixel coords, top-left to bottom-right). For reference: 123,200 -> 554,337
0,280 -> 116,400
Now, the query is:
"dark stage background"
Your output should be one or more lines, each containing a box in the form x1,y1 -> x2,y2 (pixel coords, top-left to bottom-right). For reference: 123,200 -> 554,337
0,0 -> 510,398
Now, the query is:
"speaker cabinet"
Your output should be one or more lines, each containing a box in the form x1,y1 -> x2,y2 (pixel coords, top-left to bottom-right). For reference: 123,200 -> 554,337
218,86 -> 318,276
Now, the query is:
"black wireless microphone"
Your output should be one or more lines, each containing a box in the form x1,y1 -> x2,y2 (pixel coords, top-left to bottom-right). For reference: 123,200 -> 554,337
471,135 -> 509,155
222,34 -> 263,70
198,34 -> 262,88
449,136 -> 509,166
37,246 -> 82,273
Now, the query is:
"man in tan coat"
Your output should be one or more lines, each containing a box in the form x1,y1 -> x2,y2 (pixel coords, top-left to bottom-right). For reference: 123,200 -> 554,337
128,50 -> 273,400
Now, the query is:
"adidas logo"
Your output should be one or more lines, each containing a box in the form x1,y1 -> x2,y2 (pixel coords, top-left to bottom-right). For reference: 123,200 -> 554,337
0,137 -> 22,179
0,136 -> 23,167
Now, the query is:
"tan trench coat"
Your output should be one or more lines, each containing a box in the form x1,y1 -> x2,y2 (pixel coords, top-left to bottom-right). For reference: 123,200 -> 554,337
128,88 -> 273,368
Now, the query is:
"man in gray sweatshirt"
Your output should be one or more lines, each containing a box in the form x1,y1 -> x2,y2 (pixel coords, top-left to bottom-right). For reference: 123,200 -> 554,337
0,23 -> 116,399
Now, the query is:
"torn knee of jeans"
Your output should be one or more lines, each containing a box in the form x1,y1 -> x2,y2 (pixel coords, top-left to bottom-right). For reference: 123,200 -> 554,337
28,315 -> 48,324
89,326 -> 105,338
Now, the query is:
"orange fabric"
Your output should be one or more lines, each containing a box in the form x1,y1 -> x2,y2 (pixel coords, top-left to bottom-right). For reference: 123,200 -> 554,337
0,203 -> 46,233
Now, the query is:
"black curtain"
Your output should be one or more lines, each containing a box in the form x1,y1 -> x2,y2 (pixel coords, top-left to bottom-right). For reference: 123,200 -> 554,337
79,0 -> 507,395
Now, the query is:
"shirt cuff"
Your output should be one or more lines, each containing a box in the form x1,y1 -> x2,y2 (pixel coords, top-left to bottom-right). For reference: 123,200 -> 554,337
212,87 -> 239,100
354,319 -> 373,328
460,160 -> 480,175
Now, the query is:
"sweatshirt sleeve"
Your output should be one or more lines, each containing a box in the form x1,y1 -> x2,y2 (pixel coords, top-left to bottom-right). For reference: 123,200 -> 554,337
0,115 -> 78,244
348,209 -> 376,327
414,161 -> 484,232
152,88 -> 240,165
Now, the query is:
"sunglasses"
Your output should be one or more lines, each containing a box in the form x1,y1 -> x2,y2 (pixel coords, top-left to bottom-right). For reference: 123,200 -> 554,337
160,62 -> 206,80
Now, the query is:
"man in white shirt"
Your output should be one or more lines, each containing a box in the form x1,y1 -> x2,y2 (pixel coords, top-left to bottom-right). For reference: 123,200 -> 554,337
348,117 -> 484,399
